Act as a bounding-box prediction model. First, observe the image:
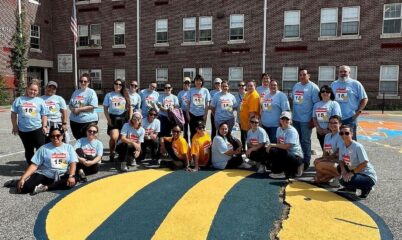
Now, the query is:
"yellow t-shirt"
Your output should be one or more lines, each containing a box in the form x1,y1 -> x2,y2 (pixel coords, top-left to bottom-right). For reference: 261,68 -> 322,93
239,90 -> 260,131
191,131 -> 211,166
164,136 -> 190,161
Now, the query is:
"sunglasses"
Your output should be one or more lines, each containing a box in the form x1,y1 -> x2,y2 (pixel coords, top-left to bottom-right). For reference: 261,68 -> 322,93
79,80 -> 88,83
131,84 -> 138,87
238,84 -> 245,87
50,134 -> 62,139
165,87 -> 172,89
250,121 -> 259,124
339,131 -> 351,136
87,130 -> 98,134
114,83 -> 123,86
320,90 -> 331,93
149,113 -> 157,116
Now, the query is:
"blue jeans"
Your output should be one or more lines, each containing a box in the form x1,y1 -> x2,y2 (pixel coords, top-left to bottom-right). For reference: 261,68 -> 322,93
292,120 -> 312,168
339,173 -> 375,192
342,117 -> 357,141
262,125 -> 278,143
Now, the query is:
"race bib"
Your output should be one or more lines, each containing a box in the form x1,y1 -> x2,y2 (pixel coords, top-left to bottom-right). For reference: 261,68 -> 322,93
45,101 -> 58,114
335,89 -> 348,102
192,94 -> 205,106
324,144 -> 332,151
50,153 -> 68,169
249,138 -> 259,146
164,99 -> 173,109
220,99 -> 233,112
22,102 -> 37,118
145,96 -> 155,107
278,136 -> 285,144
111,97 -> 125,111
315,108 -> 329,122
342,154 -> 352,167
83,148 -> 96,156
128,134 -> 139,142
145,128 -> 154,135
73,96 -> 85,108
262,98 -> 272,111
294,91 -> 304,104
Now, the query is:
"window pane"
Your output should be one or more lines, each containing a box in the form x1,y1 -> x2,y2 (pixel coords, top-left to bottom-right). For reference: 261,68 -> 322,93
30,38 -> 39,49
321,8 -> 337,23
156,19 -> 167,31
342,7 -> 359,22
283,67 -> 298,81
230,15 -> 244,28
156,68 -> 168,81
79,36 -> 89,46
115,69 -> 125,81
383,19 -> 401,33
200,17 -> 212,30
79,25 -> 88,36
318,81 -> 333,88
90,24 -> 101,35
199,30 -> 212,41
183,18 -> 196,30
282,81 -> 297,91
157,32 -> 168,43
115,22 -> 125,34
230,28 -> 244,40
184,30 -> 196,42
379,81 -> 398,94
384,4 -> 401,19
342,22 -> 358,35
284,25 -> 299,37
381,66 -> 398,80
349,66 -> 358,79
114,35 -> 125,45
284,11 -> 300,25
321,23 -> 337,36
319,67 -> 335,81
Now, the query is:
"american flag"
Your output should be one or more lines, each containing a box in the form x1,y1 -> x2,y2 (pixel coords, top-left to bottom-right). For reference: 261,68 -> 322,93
70,0 -> 78,43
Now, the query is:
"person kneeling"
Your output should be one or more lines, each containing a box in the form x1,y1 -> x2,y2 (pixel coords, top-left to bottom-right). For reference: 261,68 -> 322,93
159,125 -> 191,170
190,121 -> 211,172
246,116 -> 270,173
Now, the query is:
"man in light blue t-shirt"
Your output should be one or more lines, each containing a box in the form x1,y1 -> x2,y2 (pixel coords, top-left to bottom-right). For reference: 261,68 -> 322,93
139,82 -> 160,117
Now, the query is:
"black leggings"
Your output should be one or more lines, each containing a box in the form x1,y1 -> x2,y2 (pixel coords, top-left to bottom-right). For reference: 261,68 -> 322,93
116,143 -> 140,163
225,155 -> 243,169
189,113 -> 204,142
249,147 -> 269,164
75,148 -> 99,175
138,139 -> 159,161
161,141 -> 186,170
268,147 -> 303,177
70,121 -> 98,140
19,128 -> 45,164
21,173 -> 75,194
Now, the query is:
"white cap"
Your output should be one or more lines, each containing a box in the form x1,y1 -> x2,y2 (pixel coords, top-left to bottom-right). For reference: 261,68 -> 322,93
183,77 -> 191,83
280,111 -> 292,120
214,78 -> 222,83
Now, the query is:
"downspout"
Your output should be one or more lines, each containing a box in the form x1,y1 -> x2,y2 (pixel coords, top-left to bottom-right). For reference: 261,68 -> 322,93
137,0 -> 140,87
262,0 -> 267,73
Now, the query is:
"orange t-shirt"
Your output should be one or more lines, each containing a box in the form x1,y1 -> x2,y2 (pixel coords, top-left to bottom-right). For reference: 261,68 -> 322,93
164,136 -> 191,161
191,131 -> 211,166
239,90 -> 260,131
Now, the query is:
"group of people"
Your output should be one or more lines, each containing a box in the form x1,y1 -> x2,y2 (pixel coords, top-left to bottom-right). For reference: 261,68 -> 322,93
6,65 -> 377,199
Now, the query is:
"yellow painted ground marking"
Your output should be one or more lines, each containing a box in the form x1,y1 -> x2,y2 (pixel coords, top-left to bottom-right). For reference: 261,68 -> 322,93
46,169 -> 171,240
152,170 -> 253,240
279,181 -> 380,240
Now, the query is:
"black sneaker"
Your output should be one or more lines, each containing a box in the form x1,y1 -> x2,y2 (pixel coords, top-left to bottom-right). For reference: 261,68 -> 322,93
109,154 -> 115,162
358,189 -> 371,199
78,169 -> 87,182
337,187 -> 356,194
3,179 -> 18,188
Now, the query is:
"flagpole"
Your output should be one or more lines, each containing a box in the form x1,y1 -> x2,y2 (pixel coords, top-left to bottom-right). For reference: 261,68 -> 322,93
74,37 -> 78,90
72,0 -> 78,90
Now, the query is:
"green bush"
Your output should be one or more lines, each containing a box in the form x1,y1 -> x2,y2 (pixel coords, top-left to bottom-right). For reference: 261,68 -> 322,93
0,75 -> 11,106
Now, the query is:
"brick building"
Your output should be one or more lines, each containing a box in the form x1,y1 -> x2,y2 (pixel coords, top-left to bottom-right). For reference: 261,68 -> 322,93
1,0 -> 401,107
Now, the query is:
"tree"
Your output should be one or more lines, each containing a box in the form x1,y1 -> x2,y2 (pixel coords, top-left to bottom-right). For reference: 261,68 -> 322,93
0,75 -> 11,105
10,7 -> 28,97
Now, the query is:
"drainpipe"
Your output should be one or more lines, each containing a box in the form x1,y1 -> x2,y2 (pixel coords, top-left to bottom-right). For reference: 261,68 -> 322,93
137,0 -> 140,88
262,0 -> 267,73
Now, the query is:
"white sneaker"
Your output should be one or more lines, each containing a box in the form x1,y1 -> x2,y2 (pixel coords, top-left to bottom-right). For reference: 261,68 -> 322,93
269,172 -> 286,179
120,162 -> 128,172
32,184 -> 47,195
257,164 -> 266,173
239,162 -> 252,169
296,164 -> 304,177
329,177 -> 340,187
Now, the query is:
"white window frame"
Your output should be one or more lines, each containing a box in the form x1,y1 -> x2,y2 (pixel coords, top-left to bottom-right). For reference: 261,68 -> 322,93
341,6 -> 360,36
76,0 -> 101,5
284,10 -> 300,39
156,68 -> 168,89
228,67 -> 243,88
199,16 -> 212,42
30,25 -> 40,49
78,24 -> 101,47
382,3 -> 402,36
155,19 -> 168,44
320,8 -> 338,37
282,67 -> 298,92
89,69 -> 102,91
318,66 -> 336,87
115,69 -> 126,81
349,66 -> 358,80
183,17 -> 196,43
379,65 -> 399,96
29,0 -> 40,4
199,68 -> 212,89
229,14 -> 244,42
183,68 -> 196,81
114,22 -> 125,46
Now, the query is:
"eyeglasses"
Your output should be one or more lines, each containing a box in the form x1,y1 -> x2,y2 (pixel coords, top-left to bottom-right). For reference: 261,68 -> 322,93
250,121 -> 259,124
280,118 -> 290,121
164,87 -> 172,89
320,90 -> 332,93
79,80 -> 88,83
238,84 -> 245,87
50,134 -> 62,139
114,83 -> 123,86
339,131 -> 351,136
87,130 -> 98,134
131,84 -> 138,87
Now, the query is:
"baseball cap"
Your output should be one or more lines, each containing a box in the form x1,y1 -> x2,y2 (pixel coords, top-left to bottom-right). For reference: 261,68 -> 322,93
214,78 -> 222,83
47,81 -> 58,88
196,120 -> 206,129
280,111 -> 292,120
183,77 -> 191,83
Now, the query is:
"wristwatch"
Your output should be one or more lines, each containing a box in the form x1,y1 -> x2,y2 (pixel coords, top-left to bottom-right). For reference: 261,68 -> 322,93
68,174 -> 75,178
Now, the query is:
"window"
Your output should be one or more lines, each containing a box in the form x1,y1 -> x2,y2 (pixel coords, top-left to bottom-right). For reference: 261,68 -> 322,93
342,7 -> 360,35
199,16 -> 212,42
183,18 -> 196,42
230,14 -> 244,41
156,68 -> 168,89
29,0 -> 40,4
183,68 -> 196,82
379,65 -> 399,95
199,68 -> 212,89
349,66 -> 358,79
115,69 -> 125,81
284,10 -> 300,38
90,69 -> 102,90
76,0 -> 101,4
114,22 -> 125,46
156,19 -> 168,44
228,67 -> 243,88
320,8 -> 337,37
318,66 -> 336,87
383,3 -> 402,34
78,24 -> 101,47
282,67 -> 298,91
30,25 -> 40,49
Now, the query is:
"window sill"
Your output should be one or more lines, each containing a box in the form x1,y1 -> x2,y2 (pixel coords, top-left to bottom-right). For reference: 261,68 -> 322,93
30,48 -> 42,53
380,33 -> 402,39
281,37 -> 302,42
28,0 -> 41,4
376,94 -> 400,100
198,41 -> 214,45
154,43 -> 169,47
181,42 -> 197,46
112,44 -> 126,49
76,0 -> 101,5
318,35 -> 361,41
227,39 -> 245,44
77,46 -> 103,50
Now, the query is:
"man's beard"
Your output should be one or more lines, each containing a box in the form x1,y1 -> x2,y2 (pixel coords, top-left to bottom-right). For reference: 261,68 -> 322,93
339,76 -> 347,81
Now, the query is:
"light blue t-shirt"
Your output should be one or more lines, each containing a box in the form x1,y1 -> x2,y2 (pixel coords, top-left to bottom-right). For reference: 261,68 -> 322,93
188,87 -> 211,116
142,118 -> 161,135
338,141 -> 377,183
31,142 -> 78,179
103,92 -> 127,115
256,86 -> 269,98
210,89 -> 221,100
69,88 -> 99,123
11,96 -> 48,132
292,81 -> 320,122
261,91 -> 290,127
157,94 -> 179,117
323,132 -> 343,153
211,135 -> 233,169
41,95 -> 67,122
129,91 -> 141,112
139,89 -> 159,116
331,78 -> 368,119
211,92 -> 238,122
119,123 -> 145,144
74,137 -> 104,159
276,126 -> 304,158
247,126 -> 269,146
312,100 -> 342,129
177,90 -> 189,111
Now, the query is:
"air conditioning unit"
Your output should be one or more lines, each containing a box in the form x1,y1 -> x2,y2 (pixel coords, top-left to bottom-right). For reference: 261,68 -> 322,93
89,39 -> 101,46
